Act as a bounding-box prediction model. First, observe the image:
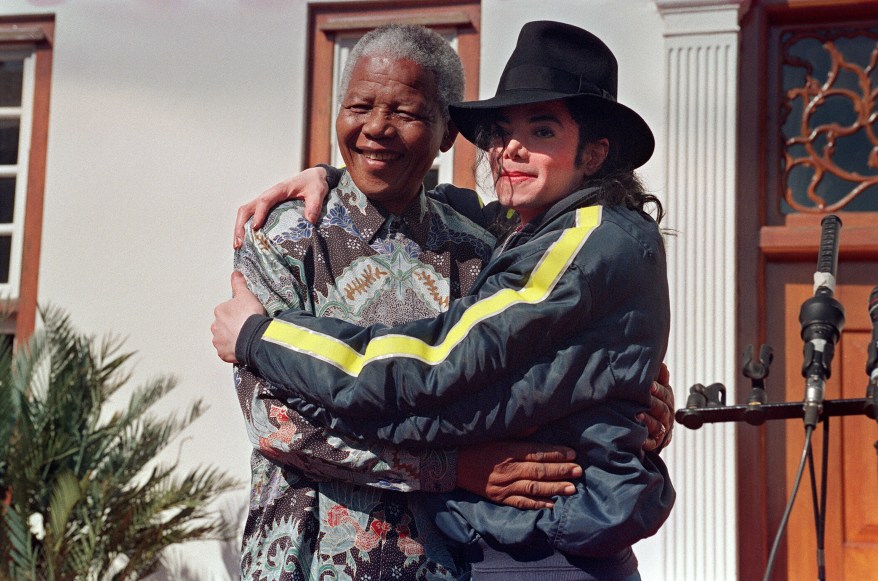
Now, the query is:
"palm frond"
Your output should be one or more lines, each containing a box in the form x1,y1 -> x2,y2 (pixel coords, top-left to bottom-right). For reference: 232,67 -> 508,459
1,505 -> 38,580
0,306 -> 240,580
46,471 -> 83,556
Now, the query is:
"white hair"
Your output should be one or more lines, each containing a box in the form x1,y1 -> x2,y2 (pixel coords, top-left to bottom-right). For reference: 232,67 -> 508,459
338,24 -> 465,121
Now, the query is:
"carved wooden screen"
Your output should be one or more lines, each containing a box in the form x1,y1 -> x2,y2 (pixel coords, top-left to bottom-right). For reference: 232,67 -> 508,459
778,25 -> 878,214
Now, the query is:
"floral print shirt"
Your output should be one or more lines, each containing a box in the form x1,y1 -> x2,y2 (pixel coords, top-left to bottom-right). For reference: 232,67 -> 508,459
233,171 -> 495,580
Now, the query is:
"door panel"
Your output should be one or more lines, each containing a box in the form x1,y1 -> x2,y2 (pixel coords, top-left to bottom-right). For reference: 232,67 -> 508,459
784,283 -> 878,580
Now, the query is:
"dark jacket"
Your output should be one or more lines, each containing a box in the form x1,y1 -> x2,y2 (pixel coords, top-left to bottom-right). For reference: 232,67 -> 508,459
236,187 -> 675,574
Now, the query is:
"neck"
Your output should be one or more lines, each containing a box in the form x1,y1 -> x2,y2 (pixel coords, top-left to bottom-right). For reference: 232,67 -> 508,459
515,206 -> 546,226
375,188 -> 419,216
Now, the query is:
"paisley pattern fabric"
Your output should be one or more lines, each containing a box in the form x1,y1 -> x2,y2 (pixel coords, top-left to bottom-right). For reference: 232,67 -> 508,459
233,171 -> 494,580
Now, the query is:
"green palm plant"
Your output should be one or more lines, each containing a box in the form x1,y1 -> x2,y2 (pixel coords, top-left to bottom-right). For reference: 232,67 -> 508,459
0,307 -> 239,580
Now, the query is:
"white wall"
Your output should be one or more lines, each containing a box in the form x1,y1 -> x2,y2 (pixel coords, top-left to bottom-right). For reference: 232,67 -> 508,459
1,1 -> 313,577
1,1 -> 702,579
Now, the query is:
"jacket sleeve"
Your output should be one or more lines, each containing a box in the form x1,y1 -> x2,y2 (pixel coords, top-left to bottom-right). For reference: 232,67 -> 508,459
233,215 -> 457,492
237,210 -> 666,445
428,183 -> 488,227
429,442 -> 675,558
318,171 -> 490,229
429,184 -> 519,236
236,207 -> 674,556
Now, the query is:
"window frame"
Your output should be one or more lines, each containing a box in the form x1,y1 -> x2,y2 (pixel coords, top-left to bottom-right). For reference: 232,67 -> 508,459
305,1 -> 481,190
0,48 -> 36,308
0,15 -> 53,342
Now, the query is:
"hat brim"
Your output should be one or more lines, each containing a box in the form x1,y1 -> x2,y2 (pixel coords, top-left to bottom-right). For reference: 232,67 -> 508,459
449,91 -> 655,170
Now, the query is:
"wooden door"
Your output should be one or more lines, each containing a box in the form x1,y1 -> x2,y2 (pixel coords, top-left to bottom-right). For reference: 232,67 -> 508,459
736,2 -> 878,578
783,283 -> 878,580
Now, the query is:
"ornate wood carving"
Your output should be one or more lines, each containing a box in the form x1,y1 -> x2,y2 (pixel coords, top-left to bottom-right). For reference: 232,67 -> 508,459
780,27 -> 878,213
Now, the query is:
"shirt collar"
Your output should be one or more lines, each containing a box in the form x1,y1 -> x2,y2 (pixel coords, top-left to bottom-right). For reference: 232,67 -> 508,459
335,171 -> 431,246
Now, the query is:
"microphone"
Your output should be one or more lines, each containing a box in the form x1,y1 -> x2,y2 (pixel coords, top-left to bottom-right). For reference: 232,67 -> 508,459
866,285 -> 878,419
799,215 -> 845,428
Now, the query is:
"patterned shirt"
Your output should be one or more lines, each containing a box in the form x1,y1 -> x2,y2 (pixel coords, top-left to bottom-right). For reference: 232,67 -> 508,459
234,171 -> 495,580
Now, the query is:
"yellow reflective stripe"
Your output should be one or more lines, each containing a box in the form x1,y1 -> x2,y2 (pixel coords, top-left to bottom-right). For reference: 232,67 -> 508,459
262,206 -> 602,376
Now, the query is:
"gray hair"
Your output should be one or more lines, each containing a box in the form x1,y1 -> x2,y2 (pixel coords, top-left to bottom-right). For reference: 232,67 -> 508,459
338,24 -> 465,121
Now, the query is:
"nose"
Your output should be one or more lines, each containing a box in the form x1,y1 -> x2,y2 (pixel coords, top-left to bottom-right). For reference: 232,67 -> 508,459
363,109 -> 394,139
503,137 -> 527,160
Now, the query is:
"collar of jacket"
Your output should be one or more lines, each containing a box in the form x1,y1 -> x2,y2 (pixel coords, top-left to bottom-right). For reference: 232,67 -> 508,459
503,186 -> 601,250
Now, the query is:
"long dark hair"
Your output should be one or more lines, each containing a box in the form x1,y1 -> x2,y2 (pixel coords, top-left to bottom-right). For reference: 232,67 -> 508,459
566,98 -> 664,224
472,98 -> 665,227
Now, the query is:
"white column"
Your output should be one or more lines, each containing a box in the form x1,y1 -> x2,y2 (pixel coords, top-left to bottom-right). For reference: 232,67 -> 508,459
655,1 -> 748,580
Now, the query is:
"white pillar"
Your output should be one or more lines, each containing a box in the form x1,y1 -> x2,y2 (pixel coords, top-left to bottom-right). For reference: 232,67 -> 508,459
655,1 -> 749,579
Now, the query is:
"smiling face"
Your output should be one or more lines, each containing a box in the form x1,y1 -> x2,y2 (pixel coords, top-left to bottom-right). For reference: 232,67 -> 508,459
488,100 -> 608,224
335,55 -> 456,214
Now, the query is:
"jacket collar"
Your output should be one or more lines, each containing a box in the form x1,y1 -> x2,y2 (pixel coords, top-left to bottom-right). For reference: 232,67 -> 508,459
495,187 -> 600,255
518,186 -> 600,235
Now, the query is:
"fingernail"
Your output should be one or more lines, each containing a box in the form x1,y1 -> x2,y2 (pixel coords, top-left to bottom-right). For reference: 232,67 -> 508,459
564,484 -> 576,495
234,236 -> 241,247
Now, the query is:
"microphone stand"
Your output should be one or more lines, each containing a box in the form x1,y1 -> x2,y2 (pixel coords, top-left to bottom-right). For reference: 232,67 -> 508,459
674,215 -> 878,581
678,215 -> 868,430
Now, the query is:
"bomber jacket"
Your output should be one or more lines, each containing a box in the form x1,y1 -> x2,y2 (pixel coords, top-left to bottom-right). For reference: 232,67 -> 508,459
235,186 -> 675,576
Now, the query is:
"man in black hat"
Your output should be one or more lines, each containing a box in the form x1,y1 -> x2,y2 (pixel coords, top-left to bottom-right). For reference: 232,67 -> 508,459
215,20 -> 674,581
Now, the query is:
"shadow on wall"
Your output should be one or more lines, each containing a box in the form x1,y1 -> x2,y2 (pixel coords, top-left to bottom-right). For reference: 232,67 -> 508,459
149,492 -> 247,581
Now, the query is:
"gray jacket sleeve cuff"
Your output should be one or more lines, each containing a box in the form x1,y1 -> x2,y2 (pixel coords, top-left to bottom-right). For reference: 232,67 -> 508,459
316,163 -> 343,190
235,314 -> 272,367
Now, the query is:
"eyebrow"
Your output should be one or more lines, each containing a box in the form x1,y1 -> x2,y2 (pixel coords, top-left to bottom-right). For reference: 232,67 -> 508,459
528,114 -> 562,124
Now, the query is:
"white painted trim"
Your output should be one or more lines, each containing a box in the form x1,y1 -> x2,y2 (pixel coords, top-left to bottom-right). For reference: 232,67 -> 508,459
0,47 -> 34,302
658,0 -> 748,35
656,1 -> 746,579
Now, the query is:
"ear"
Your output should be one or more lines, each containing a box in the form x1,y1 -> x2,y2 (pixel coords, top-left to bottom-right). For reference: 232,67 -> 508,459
584,138 -> 610,175
440,119 -> 458,153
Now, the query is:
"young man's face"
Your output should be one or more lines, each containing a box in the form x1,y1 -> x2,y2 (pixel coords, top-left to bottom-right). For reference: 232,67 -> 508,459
336,55 -> 456,214
489,100 -> 607,224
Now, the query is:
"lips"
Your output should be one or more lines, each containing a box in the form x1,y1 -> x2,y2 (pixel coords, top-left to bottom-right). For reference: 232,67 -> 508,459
501,171 -> 534,183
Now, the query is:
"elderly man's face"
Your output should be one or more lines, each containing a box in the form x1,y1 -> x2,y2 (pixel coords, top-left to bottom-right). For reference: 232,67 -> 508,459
336,55 -> 456,214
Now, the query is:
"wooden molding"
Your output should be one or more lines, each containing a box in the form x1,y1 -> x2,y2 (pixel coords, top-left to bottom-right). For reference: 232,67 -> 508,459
318,11 -> 476,32
0,26 -> 45,43
2,15 -> 54,341
760,213 -> 878,261
0,16 -> 54,45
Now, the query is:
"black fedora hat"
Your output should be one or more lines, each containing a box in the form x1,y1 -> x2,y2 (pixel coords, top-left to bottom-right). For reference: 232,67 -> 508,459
449,21 -> 655,169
